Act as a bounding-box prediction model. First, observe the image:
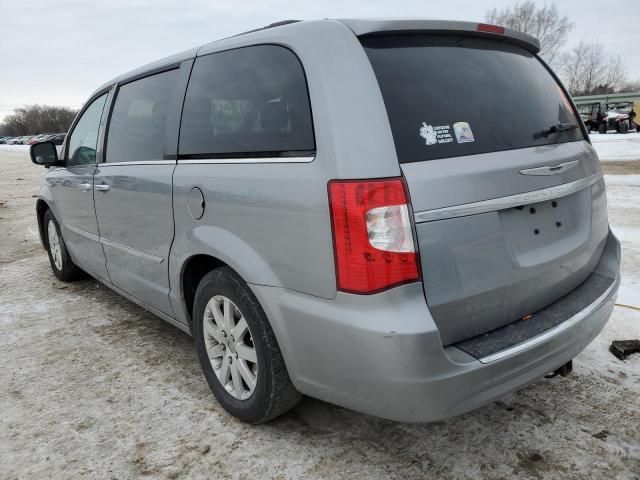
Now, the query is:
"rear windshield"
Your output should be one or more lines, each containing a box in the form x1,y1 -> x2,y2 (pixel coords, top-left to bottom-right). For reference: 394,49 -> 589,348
362,35 -> 583,163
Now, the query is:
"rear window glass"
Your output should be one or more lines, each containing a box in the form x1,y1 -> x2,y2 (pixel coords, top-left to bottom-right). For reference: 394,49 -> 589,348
179,45 -> 315,157
362,35 -> 583,163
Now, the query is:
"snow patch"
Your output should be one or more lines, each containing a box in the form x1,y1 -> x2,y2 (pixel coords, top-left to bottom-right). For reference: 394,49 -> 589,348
590,132 -> 640,162
604,174 -> 640,186
0,145 -> 31,153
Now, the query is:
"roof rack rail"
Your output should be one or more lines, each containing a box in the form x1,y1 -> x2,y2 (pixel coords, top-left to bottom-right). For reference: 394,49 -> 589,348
266,19 -> 300,28
233,19 -> 301,38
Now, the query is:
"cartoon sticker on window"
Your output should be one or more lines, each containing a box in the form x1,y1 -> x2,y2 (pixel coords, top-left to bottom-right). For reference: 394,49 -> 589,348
453,122 -> 474,143
419,123 -> 438,145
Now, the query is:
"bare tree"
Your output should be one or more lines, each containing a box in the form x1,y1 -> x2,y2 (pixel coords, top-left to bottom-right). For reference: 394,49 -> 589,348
559,41 -> 627,96
603,55 -> 627,91
486,1 -> 573,66
561,42 -> 588,95
0,105 -> 78,136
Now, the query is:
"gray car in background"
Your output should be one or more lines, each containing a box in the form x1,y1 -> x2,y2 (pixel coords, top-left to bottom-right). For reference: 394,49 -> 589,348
30,19 -> 620,424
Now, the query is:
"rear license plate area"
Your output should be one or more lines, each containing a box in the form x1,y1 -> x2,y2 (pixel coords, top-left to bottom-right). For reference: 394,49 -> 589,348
499,189 -> 591,266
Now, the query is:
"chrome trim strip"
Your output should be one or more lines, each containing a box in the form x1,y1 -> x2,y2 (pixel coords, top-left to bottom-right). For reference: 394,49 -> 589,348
520,160 -> 579,176
178,156 -> 315,164
98,160 -> 176,167
64,224 -> 100,242
479,275 -> 618,364
414,173 -> 602,223
100,237 -> 164,263
65,226 -> 164,263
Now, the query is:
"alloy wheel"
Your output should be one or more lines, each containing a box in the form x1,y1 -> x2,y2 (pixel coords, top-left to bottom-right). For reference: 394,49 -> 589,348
203,295 -> 258,400
47,220 -> 63,270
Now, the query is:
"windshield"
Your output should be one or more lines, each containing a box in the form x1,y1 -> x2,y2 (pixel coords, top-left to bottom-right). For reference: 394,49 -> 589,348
362,35 -> 584,163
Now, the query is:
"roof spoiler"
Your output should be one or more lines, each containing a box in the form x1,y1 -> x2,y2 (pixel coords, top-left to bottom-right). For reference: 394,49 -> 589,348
336,19 -> 541,55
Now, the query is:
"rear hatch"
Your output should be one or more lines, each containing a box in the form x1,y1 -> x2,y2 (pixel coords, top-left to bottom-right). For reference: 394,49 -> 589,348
362,34 -> 609,345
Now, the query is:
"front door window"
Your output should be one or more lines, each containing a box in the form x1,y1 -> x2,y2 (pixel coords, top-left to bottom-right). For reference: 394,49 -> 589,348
66,94 -> 108,166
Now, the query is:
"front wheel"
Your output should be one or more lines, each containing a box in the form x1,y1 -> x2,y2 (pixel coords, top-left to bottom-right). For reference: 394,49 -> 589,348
192,267 -> 301,423
43,210 -> 83,281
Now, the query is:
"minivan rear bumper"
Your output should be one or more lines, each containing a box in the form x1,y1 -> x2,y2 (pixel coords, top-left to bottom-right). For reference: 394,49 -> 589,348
251,231 -> 620,423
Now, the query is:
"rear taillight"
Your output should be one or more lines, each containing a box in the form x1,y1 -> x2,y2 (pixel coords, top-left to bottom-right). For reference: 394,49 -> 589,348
477,23 -> 505,34
328,178 -> 420,294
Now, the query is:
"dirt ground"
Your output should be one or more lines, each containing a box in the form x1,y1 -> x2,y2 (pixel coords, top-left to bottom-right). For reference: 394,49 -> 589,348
1,146 -> 638,480
601,160 -> 640,175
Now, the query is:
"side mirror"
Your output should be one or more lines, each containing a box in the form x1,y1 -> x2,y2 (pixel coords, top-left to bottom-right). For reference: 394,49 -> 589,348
30,141 -> 59,167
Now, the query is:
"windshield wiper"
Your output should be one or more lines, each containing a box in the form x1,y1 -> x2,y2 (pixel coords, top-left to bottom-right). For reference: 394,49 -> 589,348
534,122 -> 579,139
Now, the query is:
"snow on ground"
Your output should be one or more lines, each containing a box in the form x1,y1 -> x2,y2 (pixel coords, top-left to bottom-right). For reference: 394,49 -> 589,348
590,131 -> 640,161
604,174 -> 640,186
605,174 -> 640,308
1,144 -> 62,156
0,144 -> 30,153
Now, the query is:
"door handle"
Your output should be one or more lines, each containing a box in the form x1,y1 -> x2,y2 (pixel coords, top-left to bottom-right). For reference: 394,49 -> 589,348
78,183 -> 92,191
94,184 -> 111,192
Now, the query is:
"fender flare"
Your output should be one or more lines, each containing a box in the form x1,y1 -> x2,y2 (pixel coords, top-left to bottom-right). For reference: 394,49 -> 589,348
35,187 -> 56,248
169,224 -> 282,324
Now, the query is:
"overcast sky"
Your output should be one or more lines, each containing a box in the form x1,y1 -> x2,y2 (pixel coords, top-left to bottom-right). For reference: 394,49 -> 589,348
1,0 -> 639,122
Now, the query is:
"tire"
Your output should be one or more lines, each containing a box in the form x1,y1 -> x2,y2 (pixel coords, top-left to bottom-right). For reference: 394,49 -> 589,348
620,121 -> 629,134
43,210 -> 84,282
598,123 -> 607,134
192,267 -> 301,423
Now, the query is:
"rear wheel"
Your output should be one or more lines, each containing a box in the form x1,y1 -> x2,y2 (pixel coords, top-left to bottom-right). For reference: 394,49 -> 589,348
620,121 -> 629,134
192,267 -> 301,423
43,210 -> 83,282
598,122 -> 607,134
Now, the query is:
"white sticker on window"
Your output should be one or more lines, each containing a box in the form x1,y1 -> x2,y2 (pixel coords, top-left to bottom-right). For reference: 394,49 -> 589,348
419,123 -> 437,145
419,123 -> 453,145
453,122 -> 475,143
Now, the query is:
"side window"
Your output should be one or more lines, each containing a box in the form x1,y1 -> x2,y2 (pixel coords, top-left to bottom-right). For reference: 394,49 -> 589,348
67,93 -> 107,166
106,69 -> 179,163
180,45 -> 315,157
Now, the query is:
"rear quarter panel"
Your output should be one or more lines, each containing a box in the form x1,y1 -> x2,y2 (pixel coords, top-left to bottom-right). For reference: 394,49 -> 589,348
170,161 -> 335,302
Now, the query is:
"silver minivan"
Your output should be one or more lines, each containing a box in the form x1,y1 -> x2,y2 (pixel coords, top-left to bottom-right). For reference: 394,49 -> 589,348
30,19 -> 620,424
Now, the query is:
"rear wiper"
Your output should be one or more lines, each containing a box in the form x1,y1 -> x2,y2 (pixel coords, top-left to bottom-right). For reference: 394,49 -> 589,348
534,122 -> 579,139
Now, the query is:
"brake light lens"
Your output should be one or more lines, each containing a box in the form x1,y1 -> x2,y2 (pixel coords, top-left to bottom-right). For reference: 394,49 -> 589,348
477,23 -> 505,34
328,178 -> 420,294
